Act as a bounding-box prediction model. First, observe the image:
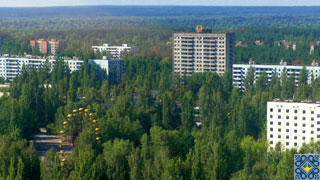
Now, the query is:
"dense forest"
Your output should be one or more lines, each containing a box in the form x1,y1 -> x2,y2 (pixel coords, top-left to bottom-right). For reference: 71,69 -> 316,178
1,6 -> 320,180
2,54 -> 320,179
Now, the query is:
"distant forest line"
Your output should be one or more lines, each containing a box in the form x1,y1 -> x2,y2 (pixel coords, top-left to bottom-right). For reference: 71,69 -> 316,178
1,6 -> 320,18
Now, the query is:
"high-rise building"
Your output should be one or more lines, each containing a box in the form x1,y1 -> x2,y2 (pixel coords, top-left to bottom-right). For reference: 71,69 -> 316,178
267,101 -> 320,150
30,39 -> 62,55
92,44 -> 138,59
48,39 -> 59,55
173,31 -> 235,76
36,39 -> 48,54
232,60 -> 320,90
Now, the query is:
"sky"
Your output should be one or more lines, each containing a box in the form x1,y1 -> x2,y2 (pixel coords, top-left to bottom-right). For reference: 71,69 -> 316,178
0,0 -> 320,7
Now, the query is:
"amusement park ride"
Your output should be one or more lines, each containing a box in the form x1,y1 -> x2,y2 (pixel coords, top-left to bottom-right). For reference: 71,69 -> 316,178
58,108 -> 101,164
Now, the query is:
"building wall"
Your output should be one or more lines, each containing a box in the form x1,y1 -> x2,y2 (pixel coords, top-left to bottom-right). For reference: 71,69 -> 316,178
31,39 -> 61,55
41,41 -> 48,54
232,64 -> 320,90
267,101 -> 320,150
30,40 -> 36,49
0,58 -> 83,81
173,32 -> 235,76
48,39 -> 59,55
89,59 -> 125,83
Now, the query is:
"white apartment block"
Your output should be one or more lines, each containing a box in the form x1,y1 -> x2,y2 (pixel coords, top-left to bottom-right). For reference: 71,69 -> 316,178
0,57 -> 83,81
267,101 -> 320,150
92,44 -> 138,59
173,32 -> 235,76
233,61 -> 320,90
0,56 -> 125,82
89,57 -> 125,83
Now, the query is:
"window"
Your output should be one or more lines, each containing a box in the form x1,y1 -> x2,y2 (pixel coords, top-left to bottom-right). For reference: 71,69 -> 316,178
286,142 -> 289,146
286,135 -> 289,139
270,141 -> 273,144
295,110 -> 298,113
317,114 -> 320,118
270,121 -> 273,125
312,124 -> 314,128
312,118 -> 314,121
278,115 -> 281,119
303,110 -> 306,114
278,122 -> 281,125
270,134 -> 273,138
270,128 -> 273,131
294,116 -> 298,120
312,111 -> 314,114
317,121 -> 320,125
303,124 -> 306,127
303,137 -> 306,140
295,123 -> 298,127
278,129 -> 281,132
286,129 -> 289,132
286,116 -> 289,120
318,128 -> 320,131
278,135 -> 281,138
286,122 -> 289,126
303,117 -> 306,120
311,137 -> 314,141
311,131 -> 314,134
295,130 -> 298,133
294,143 -> 297,146
286,109 -> 289,113
270,115 -> 273,118
270,108 -> 273,112
303,130 -> 306,133
294,136 -> 297,140
278,109 -> 281,113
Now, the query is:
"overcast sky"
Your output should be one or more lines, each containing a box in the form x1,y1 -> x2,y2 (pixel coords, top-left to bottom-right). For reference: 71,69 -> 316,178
0,0 -> 319,7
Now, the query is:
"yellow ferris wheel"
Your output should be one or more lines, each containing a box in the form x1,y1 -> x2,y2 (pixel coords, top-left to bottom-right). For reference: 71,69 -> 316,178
59,108 -> 101,163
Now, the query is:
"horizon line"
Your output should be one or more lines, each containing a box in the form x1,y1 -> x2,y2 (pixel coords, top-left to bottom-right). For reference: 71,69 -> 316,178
0,5 -> 320,8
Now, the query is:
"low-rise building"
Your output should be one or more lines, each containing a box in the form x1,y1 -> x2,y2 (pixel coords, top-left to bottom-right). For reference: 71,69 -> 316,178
92,44 -> 138,59
267,101 -> 320,150
233,60 -> 320,90
0,57 -> 83,81
0,56 -> 125,82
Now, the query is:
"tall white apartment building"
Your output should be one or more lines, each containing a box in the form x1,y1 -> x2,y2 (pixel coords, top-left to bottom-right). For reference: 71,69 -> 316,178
0,56 -> 125,82
233,61 -> 320,90
92,44 -> 138,59
267,101 -> 320,150
173,32 -> 235,76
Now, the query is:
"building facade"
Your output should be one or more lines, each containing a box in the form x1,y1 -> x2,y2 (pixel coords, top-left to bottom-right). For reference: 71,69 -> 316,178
173,32 -> 235,76
0,57 -> 83,81
0,56 -> 125,82
89,57 -> 125,83
30,39 -> 62,55
233,61 -> 320,90
48,39 -> 60,55
92,44 -> 138,59
267,101 -> 320,150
